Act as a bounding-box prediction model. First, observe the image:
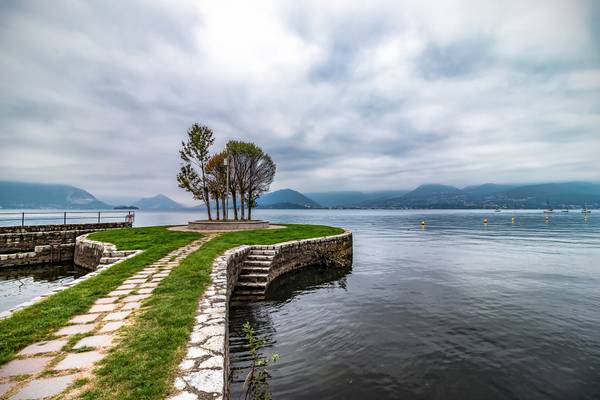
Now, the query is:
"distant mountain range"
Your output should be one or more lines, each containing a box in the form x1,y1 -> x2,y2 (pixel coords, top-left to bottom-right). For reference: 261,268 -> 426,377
133,194 -> 185,210
1,181 -> 598,210
0,181 -> 110,209
256,189 -> 320,209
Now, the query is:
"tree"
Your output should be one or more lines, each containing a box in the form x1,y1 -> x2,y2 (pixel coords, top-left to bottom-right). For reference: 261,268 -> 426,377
177,123 -> 214,220
247,153 -> 275,220
206,152 -> 228,220
226,140 -> 255,220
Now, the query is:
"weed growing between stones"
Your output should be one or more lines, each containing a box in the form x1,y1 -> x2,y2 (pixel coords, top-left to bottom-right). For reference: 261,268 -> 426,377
242,321 -> 279,400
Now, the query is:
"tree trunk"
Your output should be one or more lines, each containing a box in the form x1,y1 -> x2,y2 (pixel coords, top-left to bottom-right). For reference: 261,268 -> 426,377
215,196 -> 220,220
240,192 -> 246,220
247,191 -> 253,220
204,188 -> 212,220
232,189 -> 238,220
221,196 -> 227,221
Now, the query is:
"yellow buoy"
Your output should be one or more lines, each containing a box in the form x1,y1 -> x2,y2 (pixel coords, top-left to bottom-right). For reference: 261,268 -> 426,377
483,218 -> 488,224
420,220 -> 427,226
511,217 -> 516,224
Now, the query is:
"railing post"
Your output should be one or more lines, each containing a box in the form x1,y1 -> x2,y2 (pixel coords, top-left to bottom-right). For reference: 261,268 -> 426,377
22,212 -> 25,227
64,212 -> 67,225
98,211 -> 101,223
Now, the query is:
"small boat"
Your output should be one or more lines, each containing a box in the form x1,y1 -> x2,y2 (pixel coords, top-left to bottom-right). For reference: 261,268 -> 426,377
494,208 -> 501,213
561,210 -> 569,213
543,200 -> 554,214
582,202 -> 591,215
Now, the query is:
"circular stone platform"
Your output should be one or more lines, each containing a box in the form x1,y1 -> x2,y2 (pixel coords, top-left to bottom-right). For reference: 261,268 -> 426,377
186,220 -> 270,231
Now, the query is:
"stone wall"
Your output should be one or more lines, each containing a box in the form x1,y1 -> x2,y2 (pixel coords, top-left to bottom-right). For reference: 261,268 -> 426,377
0,222 -> 131,254
0,222 -> 132,268
0,244 -> 74,268
171,229 -> 353,399
264,231 -> 353,285
74,234 -> 139,270
0,222 -> 131,235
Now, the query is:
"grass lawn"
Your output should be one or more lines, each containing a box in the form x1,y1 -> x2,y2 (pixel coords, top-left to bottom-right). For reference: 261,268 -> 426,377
0,226 -> 200,365
82,223 -> 344,400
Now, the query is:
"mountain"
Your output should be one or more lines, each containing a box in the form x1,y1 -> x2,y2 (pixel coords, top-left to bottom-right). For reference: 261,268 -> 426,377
0,181 -> 111,209
257,189 -> 321,209
363,182 -> 600,209
133,194 -> 185,210
307,190 -> 410,208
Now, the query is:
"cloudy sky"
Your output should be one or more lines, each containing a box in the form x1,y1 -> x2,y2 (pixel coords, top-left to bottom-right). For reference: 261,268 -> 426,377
1,0 -> 599,205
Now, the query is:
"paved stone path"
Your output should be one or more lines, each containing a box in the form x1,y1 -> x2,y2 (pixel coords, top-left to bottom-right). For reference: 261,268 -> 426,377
0,235 -> 214,400
169,250 -> 233,400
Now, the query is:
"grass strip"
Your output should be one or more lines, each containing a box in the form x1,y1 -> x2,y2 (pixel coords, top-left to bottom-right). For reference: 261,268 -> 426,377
82,223 -> 344,399
0,226 -> 200,365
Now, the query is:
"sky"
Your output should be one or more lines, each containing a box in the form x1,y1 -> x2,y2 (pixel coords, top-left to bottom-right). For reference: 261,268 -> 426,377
1,0 -> 599,205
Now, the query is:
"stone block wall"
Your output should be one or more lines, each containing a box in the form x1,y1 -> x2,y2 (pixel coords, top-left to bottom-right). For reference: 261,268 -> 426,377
0,222 -> 131,235
0,244 -> 74,268
172,229 -> 353,399
0,222 -> 131,254
266,230 -> 353,284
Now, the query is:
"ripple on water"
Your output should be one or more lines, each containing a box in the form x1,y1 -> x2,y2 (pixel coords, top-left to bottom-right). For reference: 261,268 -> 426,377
229,210 -> 600,400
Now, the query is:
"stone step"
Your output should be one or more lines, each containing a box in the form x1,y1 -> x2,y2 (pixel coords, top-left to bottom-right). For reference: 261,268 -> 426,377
235,281 -> 266,289
238,273 -> 268,283
244,260 -> 271,266
231,294 -> 265,303
233,289 -> 266,296
249,249 -> 276,256
246,254 -> 274,261
241,266 -> 270,274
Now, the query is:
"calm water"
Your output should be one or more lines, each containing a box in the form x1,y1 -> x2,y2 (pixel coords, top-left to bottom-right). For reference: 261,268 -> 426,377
0,263 -> 87,313
227,210 -> 600,400
1,209 -> 599,399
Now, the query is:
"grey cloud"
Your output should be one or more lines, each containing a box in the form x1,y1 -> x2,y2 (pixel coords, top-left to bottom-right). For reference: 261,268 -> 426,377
1,0 -> 599,202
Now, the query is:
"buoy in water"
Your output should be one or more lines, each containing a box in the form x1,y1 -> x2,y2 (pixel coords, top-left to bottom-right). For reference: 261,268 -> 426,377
420,220 -> 427,226
483,218 -> 488,224
511,217 -> 516,224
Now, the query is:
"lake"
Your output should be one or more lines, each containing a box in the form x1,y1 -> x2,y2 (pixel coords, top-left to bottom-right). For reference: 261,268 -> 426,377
227,209 -> 600,400
1,209 -> 598,399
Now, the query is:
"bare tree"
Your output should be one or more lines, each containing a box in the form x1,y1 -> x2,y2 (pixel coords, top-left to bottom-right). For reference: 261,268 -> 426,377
177,123 -> 214,220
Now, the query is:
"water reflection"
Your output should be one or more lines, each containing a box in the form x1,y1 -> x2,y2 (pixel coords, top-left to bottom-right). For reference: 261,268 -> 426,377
229,264 -> 352,399
0,264 -> 87,313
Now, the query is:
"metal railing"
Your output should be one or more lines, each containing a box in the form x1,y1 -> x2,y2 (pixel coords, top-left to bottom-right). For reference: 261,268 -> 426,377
0,210 -> 135,227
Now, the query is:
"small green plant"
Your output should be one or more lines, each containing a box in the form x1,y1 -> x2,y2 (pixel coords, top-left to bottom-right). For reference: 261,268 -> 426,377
242,321 -> 279,400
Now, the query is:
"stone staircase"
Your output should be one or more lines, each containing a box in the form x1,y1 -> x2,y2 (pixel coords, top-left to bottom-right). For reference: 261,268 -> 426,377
231,248 -> 276,302
98,250 -> 139,265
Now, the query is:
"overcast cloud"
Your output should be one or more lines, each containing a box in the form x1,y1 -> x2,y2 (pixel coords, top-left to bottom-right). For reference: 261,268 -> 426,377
1,0 -> 599,205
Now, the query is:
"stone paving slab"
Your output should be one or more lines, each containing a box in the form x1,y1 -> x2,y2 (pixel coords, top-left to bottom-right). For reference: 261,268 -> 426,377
95,297 -> 117,305
54,351 -> 104,370
11,374 -> 77,400
121,302 -> 141,310
108,289 -> 132,296
69,314 -> 100,324
103,310 -> 131,321
0,357 -> 52,377
0,382 -> 13,397
19,340 -> 68,356
73,335 -> 114,349
98,321 -> 125,333
89,303 -> 119,313
56,323 -> 97,336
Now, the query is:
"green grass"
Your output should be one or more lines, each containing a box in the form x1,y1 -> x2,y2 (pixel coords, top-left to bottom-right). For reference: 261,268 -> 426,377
0,227 -> 200,365
82,223 -> 343,400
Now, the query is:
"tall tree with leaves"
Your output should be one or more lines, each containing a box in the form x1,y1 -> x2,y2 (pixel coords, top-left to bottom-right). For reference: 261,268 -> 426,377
206,152 -> 228,220
248,153 -> 276,220
226,140 -> 254,220
177,123 -> 214,220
